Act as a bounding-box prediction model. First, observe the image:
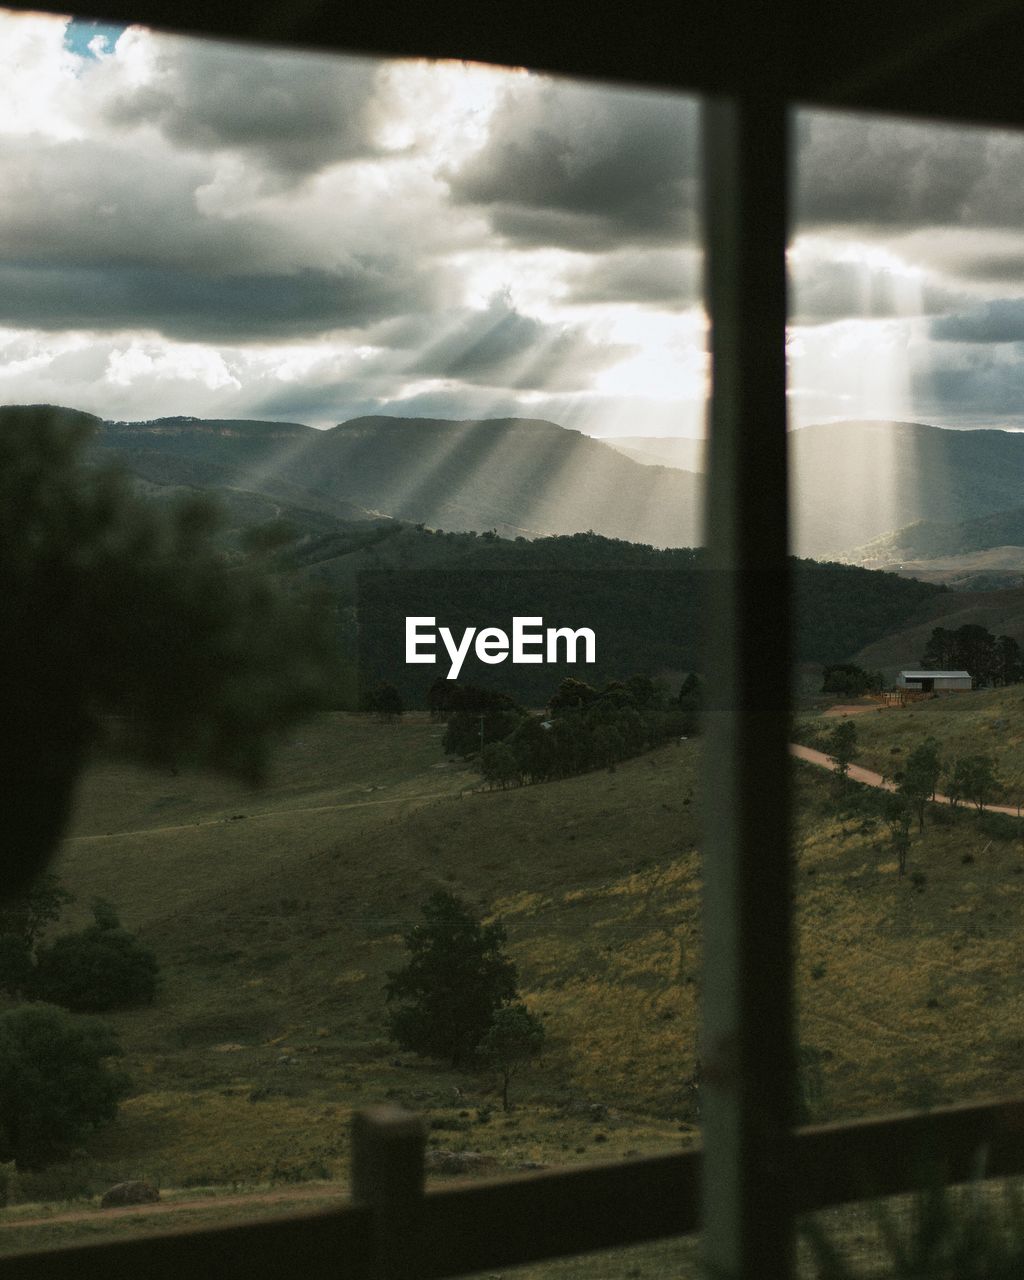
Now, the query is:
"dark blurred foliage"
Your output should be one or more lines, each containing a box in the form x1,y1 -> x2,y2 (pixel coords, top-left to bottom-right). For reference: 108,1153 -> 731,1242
1,406 -> 336,894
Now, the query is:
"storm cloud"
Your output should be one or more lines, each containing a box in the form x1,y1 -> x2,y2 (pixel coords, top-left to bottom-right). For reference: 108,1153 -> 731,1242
2,11 -> 1024,433
931,298 -> 1024,344
562,248 -> 702,309
447,79 -> 700,250
0,260 -> 438,341
103,37 -> 385,181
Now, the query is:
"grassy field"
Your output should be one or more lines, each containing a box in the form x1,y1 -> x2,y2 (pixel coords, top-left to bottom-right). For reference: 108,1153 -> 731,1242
810,684 -> 1024,801
3,702 -> 1024,1267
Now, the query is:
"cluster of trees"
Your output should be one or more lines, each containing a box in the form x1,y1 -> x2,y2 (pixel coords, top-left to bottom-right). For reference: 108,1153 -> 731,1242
365,681 -> 404,722
825,722 -> 1002,876
352,533 -> 944,711
821,664 -> 883,697
0,1005 -> 130,1169
385,892 -> 545,1109
0,877 -> 159,1011
435,682 -> 528,758
920,625 -> 1023,686
0,876 -> 158,1169
438,674 -> 701,788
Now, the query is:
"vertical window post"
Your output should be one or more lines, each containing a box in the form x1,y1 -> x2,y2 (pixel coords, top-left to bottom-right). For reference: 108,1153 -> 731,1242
700,93 -> 795,1279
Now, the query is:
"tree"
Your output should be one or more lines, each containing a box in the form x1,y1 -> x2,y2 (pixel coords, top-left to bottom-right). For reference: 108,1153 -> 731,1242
0,873 -> 74,998
477,1003 -> 546,1111
369,682 -> 403,723
826,721 -> 858,786
0,873 -> 74,951
821,664 -> 882,697
883,792 -> 913,877
480,741 -> 522,789
0,1004 -> 129,1168
385,892 -> 519,1067
31,901 -> 159,1013
1,405 -> 335,895
900,738 -> 943,831
959,755 -> 999,813
944,757 -> 969,814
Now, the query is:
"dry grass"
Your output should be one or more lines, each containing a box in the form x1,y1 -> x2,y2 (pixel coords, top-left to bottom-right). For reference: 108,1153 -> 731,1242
4,700 -> 1022,1264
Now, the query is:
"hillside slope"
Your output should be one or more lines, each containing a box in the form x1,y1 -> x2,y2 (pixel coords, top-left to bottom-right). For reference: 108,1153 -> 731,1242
850,586 -> 1024,679
88,411 -> 704,547
40,702 -> 1024,1191
791,420 -> 1024,558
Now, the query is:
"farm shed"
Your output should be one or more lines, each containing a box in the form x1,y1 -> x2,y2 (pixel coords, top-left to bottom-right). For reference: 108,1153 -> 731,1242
897,670 -> 972,692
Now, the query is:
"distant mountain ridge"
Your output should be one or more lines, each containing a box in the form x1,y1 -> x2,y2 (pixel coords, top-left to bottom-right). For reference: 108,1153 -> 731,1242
592,420 -> 1024,561
88,409 -> 705,547
851,505 -> 1024,567
790,421 -> 1024,558
10,406 -> 1024,561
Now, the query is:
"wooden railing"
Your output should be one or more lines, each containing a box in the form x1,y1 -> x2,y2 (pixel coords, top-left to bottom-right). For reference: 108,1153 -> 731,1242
6,1096 -> 1024,1279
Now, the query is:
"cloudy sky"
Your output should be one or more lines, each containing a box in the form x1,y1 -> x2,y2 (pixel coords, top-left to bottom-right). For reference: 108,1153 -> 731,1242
2,10 -> 1023,437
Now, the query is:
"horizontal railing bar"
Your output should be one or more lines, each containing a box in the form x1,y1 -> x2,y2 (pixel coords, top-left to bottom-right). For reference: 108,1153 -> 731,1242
6,1096 -> 1024,1280
417,1148 -> 700,1276
0,1202 -> 373,1280
792,1095 -> 1024,1212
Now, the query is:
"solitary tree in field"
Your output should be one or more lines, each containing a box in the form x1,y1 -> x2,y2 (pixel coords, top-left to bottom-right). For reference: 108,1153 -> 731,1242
883,792 -> 913,877
0,1004 -> 129,1169
477,1003 -> 546,1111
31,901 -> 160,1013
826,721 -> 858,788
959,755 -> 999,813
385,892 -> 519,1068
900,738 -> 943,831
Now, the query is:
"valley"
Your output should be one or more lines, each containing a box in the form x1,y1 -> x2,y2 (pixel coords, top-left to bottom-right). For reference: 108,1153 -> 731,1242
3,689 -> 1024,1260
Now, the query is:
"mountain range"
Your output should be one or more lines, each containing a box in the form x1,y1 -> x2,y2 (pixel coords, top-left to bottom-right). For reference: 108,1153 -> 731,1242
89,410 -> 704,548
11,406 -> 1024,566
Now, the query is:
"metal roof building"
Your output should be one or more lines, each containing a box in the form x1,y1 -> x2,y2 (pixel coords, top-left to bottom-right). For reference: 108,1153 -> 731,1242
898,670 -> 972,690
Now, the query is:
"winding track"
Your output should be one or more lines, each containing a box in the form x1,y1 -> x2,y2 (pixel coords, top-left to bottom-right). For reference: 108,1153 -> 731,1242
791,743 -> 1022,816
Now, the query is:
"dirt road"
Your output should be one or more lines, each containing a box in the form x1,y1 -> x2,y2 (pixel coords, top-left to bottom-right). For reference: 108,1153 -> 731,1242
791,743 -> 1022,816
0,1183 -> 345,1232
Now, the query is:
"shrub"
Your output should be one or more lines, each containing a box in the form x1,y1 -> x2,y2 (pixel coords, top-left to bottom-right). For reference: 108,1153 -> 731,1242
385,892 -> 519,1068
32,915 -> 159,1012
477,1003 -> 546,1111
0,1004 -> 129,1169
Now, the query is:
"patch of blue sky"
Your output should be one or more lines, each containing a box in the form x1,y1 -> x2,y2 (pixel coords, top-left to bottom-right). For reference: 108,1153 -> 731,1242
63,19 -> 126,59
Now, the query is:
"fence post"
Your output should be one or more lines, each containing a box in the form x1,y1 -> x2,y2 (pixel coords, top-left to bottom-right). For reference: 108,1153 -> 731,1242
700,88 -> 795,1280
352,1106 -> 426,1280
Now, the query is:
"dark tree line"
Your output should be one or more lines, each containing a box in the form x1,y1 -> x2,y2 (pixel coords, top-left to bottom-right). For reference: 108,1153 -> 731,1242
438,673 -> 702,787
919,625 -> 1023,687
821,664 -> 884,697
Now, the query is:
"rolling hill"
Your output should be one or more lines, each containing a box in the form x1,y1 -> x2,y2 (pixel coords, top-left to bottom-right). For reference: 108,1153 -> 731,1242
849,585 -> 1024,680
601,421 -> 1024,564
599,435 -> 706,474
790,420 -> 1024,559
88,411 -> 704,548
6,688 -> 1024,1256
846,505 -> 1024,589
19,406 -> 1024,562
